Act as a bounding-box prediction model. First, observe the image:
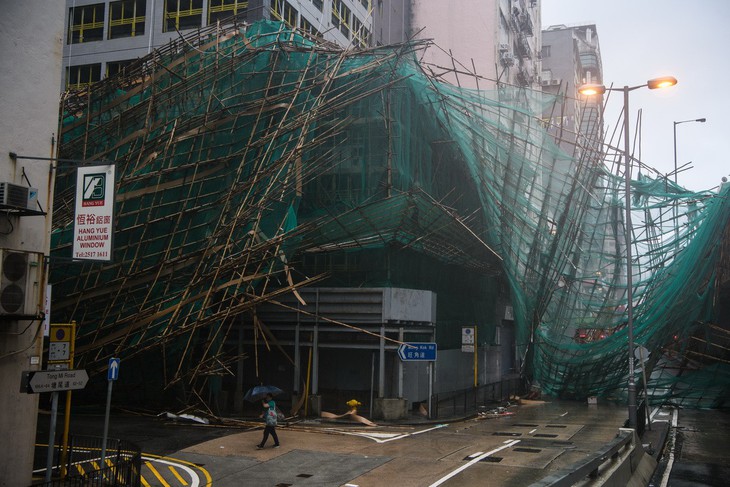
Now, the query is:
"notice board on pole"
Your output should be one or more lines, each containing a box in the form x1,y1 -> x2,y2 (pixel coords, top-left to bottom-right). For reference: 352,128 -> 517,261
73,164 -> 115,261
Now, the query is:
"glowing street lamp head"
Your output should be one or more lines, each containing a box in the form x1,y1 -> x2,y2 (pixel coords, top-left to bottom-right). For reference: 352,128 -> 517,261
647,76 -> 678,90
578,83 -> 606,96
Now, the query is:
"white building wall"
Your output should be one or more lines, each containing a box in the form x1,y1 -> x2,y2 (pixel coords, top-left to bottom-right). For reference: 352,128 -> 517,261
410,0 -> 540,92
410,0 -> 499,89
0,1 -> 63,484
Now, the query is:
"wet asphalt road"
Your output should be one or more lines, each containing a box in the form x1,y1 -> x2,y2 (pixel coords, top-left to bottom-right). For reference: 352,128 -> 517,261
34,403 -> 730,486
649,408 -> 730,487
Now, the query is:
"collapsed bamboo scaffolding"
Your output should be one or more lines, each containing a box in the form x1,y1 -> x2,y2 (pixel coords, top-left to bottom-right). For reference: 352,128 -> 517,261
52,19 -> 730,413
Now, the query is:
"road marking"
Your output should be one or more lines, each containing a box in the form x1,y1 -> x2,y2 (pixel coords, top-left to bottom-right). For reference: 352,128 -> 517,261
142,454 -> 212,487
146,461 -> 172,487
335,424 -> 449,443
659,408 -> 679,487
169,465 -> 189,485
428,439 -> 521,487
529,429 -> 537,434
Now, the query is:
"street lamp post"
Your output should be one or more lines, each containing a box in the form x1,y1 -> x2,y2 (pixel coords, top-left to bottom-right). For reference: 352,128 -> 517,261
673,118 -> 706,183
578,76 -> 678,430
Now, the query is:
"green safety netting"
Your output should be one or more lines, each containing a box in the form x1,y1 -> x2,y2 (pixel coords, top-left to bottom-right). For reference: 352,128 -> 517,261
52,20 -> 730,408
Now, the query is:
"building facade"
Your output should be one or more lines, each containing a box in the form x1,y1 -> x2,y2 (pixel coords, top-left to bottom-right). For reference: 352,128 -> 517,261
0,2 -> 64,484
63,1 -> 543,93
409,0 -> 541,92
62,0 -> 375,89
540,23 -> 604,155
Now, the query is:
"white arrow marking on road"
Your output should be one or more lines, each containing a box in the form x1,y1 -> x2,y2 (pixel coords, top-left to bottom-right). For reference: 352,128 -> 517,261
334,424 -> 448,443
428,439 -> 521,487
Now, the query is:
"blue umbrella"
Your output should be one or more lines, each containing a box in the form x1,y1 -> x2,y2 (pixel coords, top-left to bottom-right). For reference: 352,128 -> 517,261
244,385 -> 283,402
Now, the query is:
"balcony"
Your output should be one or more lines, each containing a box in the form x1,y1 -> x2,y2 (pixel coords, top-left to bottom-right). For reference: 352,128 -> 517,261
580,52 -> 600,71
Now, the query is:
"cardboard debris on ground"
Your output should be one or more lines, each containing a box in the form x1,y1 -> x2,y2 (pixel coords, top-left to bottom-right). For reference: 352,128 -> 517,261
321,409 -> 377,427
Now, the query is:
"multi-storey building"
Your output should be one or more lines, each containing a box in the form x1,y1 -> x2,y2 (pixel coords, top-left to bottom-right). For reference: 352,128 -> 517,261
62,0 -> 375,89
409,0 -> 541,92
63,1 -> 541,93
540,23 -> 604,154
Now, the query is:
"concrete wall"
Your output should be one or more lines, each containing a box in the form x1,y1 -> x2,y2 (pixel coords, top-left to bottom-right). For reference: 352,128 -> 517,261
410,0 -> 499,89
0,1 -> 63,484
371,0 -> 409,46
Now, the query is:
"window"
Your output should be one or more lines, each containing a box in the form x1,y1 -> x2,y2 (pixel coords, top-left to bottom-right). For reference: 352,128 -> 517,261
68,3 -> 105,44
109,0 -> 146,39
351,16 -> 369,47
164,0 -> 202,32
67,64 -> 102,90
208,0 -> 247,24
541,45 -> 551,59
312,0 -> 323,11
331,0 -> 351,39
272,0 -> 297,28
107,60 -> 135,78
359,0 -> 370,9
300,17 -> 320,37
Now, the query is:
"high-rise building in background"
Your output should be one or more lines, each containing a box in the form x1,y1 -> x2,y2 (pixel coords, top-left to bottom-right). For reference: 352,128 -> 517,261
540,23 -> 604,156
409,0 -> 541,92
62,0 -> 376,89
63,1 -> 541,93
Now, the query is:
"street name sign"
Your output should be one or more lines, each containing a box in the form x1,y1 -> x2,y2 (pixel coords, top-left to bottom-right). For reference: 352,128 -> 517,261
23,369 -> 89,394
398,342 -> 437,361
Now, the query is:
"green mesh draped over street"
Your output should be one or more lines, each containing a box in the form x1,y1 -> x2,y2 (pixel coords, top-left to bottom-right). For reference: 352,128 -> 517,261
51,20 -> 730,411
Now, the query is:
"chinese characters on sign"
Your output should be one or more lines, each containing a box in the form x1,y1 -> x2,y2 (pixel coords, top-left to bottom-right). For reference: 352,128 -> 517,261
397,343 -> 437,361
462,326 -> 475,353
73,165 -> 115,261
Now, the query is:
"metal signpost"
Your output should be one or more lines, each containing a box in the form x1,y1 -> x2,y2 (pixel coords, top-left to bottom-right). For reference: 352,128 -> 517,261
101,357 -> 120,466
462,326 -> 478,387
22,369 -> 88,482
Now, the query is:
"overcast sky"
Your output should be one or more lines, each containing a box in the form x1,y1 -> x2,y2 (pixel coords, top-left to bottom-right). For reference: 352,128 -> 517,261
542,0 -> 730,191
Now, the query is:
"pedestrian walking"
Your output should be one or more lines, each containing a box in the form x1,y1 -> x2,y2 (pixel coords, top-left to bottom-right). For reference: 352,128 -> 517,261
257,393 -> 280,449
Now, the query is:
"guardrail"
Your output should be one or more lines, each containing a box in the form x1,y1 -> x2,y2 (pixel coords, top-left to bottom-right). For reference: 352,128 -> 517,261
31,435 -> 141,487
431,376 -> 524,419
528,429 -> 634,487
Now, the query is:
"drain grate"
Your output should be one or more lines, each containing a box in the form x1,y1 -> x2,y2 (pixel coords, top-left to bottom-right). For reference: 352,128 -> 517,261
479,456 -> 503,463
493,432 -> 522,436
275,484 -> 292,487
546,424 -> 567,428
512,423 -> 539,427
533,433 -> 558,438
551,441 -> 574,446
513,447 -> 542,453
296,474 -> 313,478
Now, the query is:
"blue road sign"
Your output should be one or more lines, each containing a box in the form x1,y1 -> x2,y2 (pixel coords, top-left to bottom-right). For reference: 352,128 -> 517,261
108,357 -> 120,381
398,342 -> 437,361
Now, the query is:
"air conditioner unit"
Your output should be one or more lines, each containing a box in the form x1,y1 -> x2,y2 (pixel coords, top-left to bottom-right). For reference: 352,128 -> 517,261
498,43 -> 510,52
551,79 -> 560,85
0,249 -> 31,316
0,182 -> 38,211
541,79 -> 550,86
